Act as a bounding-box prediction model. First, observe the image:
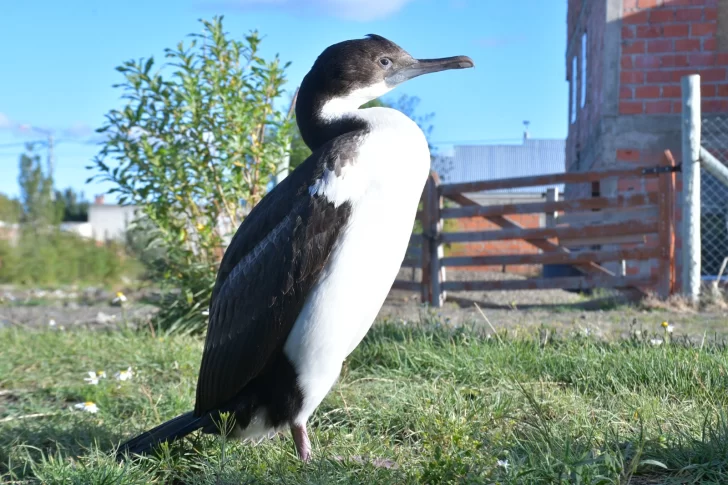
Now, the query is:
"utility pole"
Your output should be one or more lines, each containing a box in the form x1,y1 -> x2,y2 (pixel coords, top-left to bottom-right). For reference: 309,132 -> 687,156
47,133 -> 55,201
19,124 -> 55,201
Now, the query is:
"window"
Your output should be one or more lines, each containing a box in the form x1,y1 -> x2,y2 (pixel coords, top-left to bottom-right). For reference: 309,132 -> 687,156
570,55 -> 577,124
581,32 -> 587,108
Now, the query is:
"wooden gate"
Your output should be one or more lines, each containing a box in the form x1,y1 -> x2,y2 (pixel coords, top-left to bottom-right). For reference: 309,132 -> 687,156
392,150 -> 679,307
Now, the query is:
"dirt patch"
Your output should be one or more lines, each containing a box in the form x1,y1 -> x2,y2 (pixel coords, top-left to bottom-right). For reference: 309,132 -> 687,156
2,273 -> 726,341
0,304 -> 157,330
382,269 -> 728,341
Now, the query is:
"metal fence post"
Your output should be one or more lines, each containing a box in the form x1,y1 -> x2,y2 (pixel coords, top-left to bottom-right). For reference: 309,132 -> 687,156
430,173 -> 445,308
420,176 -> 433,304
699,147 -> 728,188
681,74 -> 701,304
428,173 -> 443,308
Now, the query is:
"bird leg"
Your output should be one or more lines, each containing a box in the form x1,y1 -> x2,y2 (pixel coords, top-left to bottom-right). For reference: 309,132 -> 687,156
290,423 -> 311,462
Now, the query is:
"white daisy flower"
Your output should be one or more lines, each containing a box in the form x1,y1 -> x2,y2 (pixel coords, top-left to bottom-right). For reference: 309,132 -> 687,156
201,309 -> 210,316
74,401 -> 98,413
48,319 -> 57,327
650,338 -> 663,346
114,366 -> 133,381
84,370 -> 107,385
112,292 -> 128,305
497,459 -> 509,470
667,325 -> 674,334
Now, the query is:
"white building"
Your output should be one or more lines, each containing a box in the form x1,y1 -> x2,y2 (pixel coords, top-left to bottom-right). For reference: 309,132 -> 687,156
88,195 -> 140,243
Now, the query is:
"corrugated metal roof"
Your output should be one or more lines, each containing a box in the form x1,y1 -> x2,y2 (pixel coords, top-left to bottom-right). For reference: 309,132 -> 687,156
434,139 -> 566,194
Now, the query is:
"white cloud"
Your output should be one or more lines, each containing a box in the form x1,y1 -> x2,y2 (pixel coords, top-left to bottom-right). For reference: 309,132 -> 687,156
0,113 -> 12,130
208,0 -> 416,21
64,122 -> 94,138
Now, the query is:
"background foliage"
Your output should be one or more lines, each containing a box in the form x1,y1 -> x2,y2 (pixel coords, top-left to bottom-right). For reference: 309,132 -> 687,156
0,144 -> 134,286
89,17 -> 295,331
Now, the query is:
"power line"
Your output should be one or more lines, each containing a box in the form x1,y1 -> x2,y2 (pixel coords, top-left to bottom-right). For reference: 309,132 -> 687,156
0,140 -> 47,149
56,138 -> 105,145
0,153 -> 97,159
0,138 -> 103,150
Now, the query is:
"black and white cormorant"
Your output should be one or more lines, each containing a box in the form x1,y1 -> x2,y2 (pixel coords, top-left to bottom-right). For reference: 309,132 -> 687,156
117,34 -> 473,462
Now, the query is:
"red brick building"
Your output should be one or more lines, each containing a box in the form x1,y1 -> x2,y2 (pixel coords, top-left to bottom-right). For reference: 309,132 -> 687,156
566,0 -> 728,288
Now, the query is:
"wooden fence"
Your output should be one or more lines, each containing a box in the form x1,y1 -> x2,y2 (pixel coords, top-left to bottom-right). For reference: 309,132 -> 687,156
392,150 -> 679,307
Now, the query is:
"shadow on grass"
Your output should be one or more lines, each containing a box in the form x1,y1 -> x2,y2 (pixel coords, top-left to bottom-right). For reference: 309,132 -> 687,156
0,416 -> 121,478
446,294 -> 629,312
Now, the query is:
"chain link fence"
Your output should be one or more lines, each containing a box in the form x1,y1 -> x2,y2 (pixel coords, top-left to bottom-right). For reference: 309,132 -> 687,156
700,116 -> 728,280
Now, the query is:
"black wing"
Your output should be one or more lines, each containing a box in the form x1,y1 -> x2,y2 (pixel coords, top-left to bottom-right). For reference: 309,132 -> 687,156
193,132 -> 359,416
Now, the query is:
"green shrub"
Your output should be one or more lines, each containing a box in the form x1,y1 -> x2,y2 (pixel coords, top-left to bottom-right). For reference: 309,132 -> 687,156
0,230 -> 136,286
89,16 -> 293,333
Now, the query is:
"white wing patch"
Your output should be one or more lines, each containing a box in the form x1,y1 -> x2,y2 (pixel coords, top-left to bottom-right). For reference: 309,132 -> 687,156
308,159 -> 369,208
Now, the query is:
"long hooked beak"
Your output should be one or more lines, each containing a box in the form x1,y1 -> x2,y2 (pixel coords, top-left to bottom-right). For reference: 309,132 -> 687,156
385,56 -> 474,86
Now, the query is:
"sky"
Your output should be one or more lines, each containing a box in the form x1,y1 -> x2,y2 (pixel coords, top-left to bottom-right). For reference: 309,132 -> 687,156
0,0 -> 567,201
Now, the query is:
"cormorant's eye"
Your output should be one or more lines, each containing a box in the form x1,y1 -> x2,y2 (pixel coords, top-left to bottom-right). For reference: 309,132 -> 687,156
379,58 -> 392,69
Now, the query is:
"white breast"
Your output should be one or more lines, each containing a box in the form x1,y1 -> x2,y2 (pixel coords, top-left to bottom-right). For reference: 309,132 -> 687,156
284,107 -> 430,426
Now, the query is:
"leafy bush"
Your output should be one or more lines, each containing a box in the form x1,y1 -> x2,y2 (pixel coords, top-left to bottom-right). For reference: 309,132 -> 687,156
89,17 -> 294,332
0,194 -> 21,223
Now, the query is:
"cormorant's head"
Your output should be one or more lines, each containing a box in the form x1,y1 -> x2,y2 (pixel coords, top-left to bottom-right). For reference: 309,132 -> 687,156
300,34 -> 474,118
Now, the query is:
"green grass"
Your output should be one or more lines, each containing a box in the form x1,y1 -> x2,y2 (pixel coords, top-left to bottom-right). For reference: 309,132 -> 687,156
1,321 -> 728,484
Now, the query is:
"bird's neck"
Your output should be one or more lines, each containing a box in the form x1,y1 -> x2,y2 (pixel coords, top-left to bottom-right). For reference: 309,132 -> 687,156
295,89 -> 369,152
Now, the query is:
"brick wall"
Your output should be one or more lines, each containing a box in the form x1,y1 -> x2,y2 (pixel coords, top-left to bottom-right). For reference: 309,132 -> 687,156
616,0 -> 728,289
565,0 -> 609,205
564,0 -> 728,293
566,0 -> 607,173
447,215 -> 543,275
620,0 -> 728,115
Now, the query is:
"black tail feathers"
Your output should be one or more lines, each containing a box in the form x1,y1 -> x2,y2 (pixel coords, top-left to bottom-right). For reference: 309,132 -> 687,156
116,411 -> 207,460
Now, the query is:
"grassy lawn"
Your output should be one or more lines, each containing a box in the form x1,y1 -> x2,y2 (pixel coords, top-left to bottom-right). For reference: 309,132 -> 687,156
1,319 -> 728,484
